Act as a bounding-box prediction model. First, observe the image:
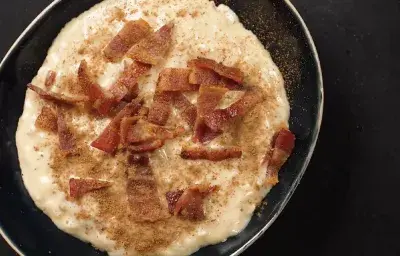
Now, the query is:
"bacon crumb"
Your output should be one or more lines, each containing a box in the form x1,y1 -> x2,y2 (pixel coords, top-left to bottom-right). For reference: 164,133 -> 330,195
188,57 -> 244,83
28,84 -> 89,105
45,70 -> 57,88
35,106 -> 58,133
181,147 -> 242,161
126,23 -> 174,65
69,178 -> 111,198
104,19 -> 152,62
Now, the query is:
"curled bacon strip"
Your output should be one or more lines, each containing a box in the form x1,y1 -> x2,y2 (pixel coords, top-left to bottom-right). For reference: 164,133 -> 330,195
104,19 -> 152,62
181,147 -> 242,161
28,84 -> 89,104
203,90 -> 262,132
148,92 -> 174,126
127,23 -> 174,65
188,57 -> 244,83
173,93 -> 197,128
158,68 -> 198,92
35,106 -> 58,133
189,67 -> 242,90
57,110 -> 76,152
110,61 -> 151,102
45,70 -> 57,88
91,99 -> 142,153
69,178 -> 111,198
264,129 -> 296,185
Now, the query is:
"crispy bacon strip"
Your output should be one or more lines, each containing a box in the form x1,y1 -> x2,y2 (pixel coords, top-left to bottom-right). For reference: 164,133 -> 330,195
91,100 -> 142,153
172,186 -> 217,221
69,178 -> 111,198
120,117 -> 141,145
104,19 -> 152,62
181,147 -> 242,161
128,140 -> 164,153
188,57 -> 244,83
172,93 -> 197,128
189,67 -> 242,90
35,106 -> 58,133
264,129 -> 296,185
110,61 -> 151,102
203,90 -> 263,132
158,68 -> 198,92
127,177 -> 168,222
126,23 -> 174,65
194,86 -> 227,143
28,84 -> 89,104
45,70 -> 57,88
148,92 -> 174,126
57,110 -> 76,152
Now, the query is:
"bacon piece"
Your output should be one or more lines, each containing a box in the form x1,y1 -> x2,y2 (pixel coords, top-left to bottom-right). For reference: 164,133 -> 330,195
69,178 -> 111,198
57,110 -> 76,152
173,93 -> 197,128
127,177 -> 168,222
188,57 -> 244,83
91,100 -> 142,153
158,68 -> 198,92
148,92 -> 174,126
125,119 -> 178,144
203,90 -> 262,131
45,70 -> 57,88
128,154 -> 150,167
35,106 -> 58,133
120,117 -> 141,145
264,129 -> 295,185
189,67 -> 242,90
126,23 -> 174,65
128,140 -> 164,153
173,186 -> 217,221
110,61 -> 151,102
28,84 -> 89,104
181,147 -> 242,161
194,86 -> 227,143
104,19 -> 152,62
166,190 -> 184,214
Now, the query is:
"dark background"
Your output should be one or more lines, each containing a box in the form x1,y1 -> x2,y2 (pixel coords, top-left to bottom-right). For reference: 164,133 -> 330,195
1,0 -> 400,255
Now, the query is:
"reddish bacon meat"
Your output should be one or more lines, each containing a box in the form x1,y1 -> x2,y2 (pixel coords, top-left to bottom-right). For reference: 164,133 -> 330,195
188,57 -> 244,83
125,119 -> 178,144
35,106 -> 58,133
28,84 -> 89,104
45,70 -> 57,88
57,110 -> 76,152
147,92 -> 174,126
181,147 -> 242,161
203,90 -> 262,132
104,19 -> 152,62
91,100 -> 142,153
120,117 -> 141,145
264,129 -> 296,185
110,61 -> 151,102
128,154 -> 150,167
126,23 -> 174,65
69,178 -> 111,198
189,67 -> 242,90
172,93 -> 197,128
166,190 -> 184,214
158,68 -> 198,92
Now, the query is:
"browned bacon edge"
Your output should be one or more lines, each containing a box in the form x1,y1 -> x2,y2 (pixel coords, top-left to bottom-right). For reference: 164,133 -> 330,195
181,147 -> 242,161
28,84 -> 89,105
69,178 -> 111,198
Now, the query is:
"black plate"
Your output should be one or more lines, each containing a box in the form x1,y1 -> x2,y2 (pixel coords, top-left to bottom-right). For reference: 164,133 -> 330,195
0,0 -> 323,255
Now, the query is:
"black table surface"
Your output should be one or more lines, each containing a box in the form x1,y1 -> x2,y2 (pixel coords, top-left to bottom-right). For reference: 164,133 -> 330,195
1,0 -> 400,255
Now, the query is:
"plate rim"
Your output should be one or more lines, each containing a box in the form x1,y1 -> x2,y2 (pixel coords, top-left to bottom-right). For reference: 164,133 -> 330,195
0,0 -> 324,255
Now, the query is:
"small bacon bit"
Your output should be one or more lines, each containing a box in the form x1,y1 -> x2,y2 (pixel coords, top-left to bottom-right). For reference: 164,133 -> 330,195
120,117 -> 141,145
173,93 -> 197,128
181,147 -> 242,161
158,68 -> 198,92
126,23 -> 174,65
69,178 -> 111,198
128,154 -> 150,167
57,110 -> 76,152
78,60 -> 105,101
148,92 -> 174,126
110,61 -> 151,102
28,84 -> 89,104
264,129 -> 296,185
128,139 -> 164,153
45,70 -> 57,88
193,122 -> 222,144
189,67 -> 242,90
188,57 -> 244,83
203,90 -> 263,131
127,178 -> 168,222
91,100 -> 142,153
166,190 -> 184,214
35,106 -> 58,133
125,119 -> 177,144
104,19 -> 152,62
93,95 -> 117,116
173,186 -> 217,221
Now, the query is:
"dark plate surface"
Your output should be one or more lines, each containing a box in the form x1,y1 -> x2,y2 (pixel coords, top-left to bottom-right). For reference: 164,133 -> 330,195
0,0 -> 322,255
